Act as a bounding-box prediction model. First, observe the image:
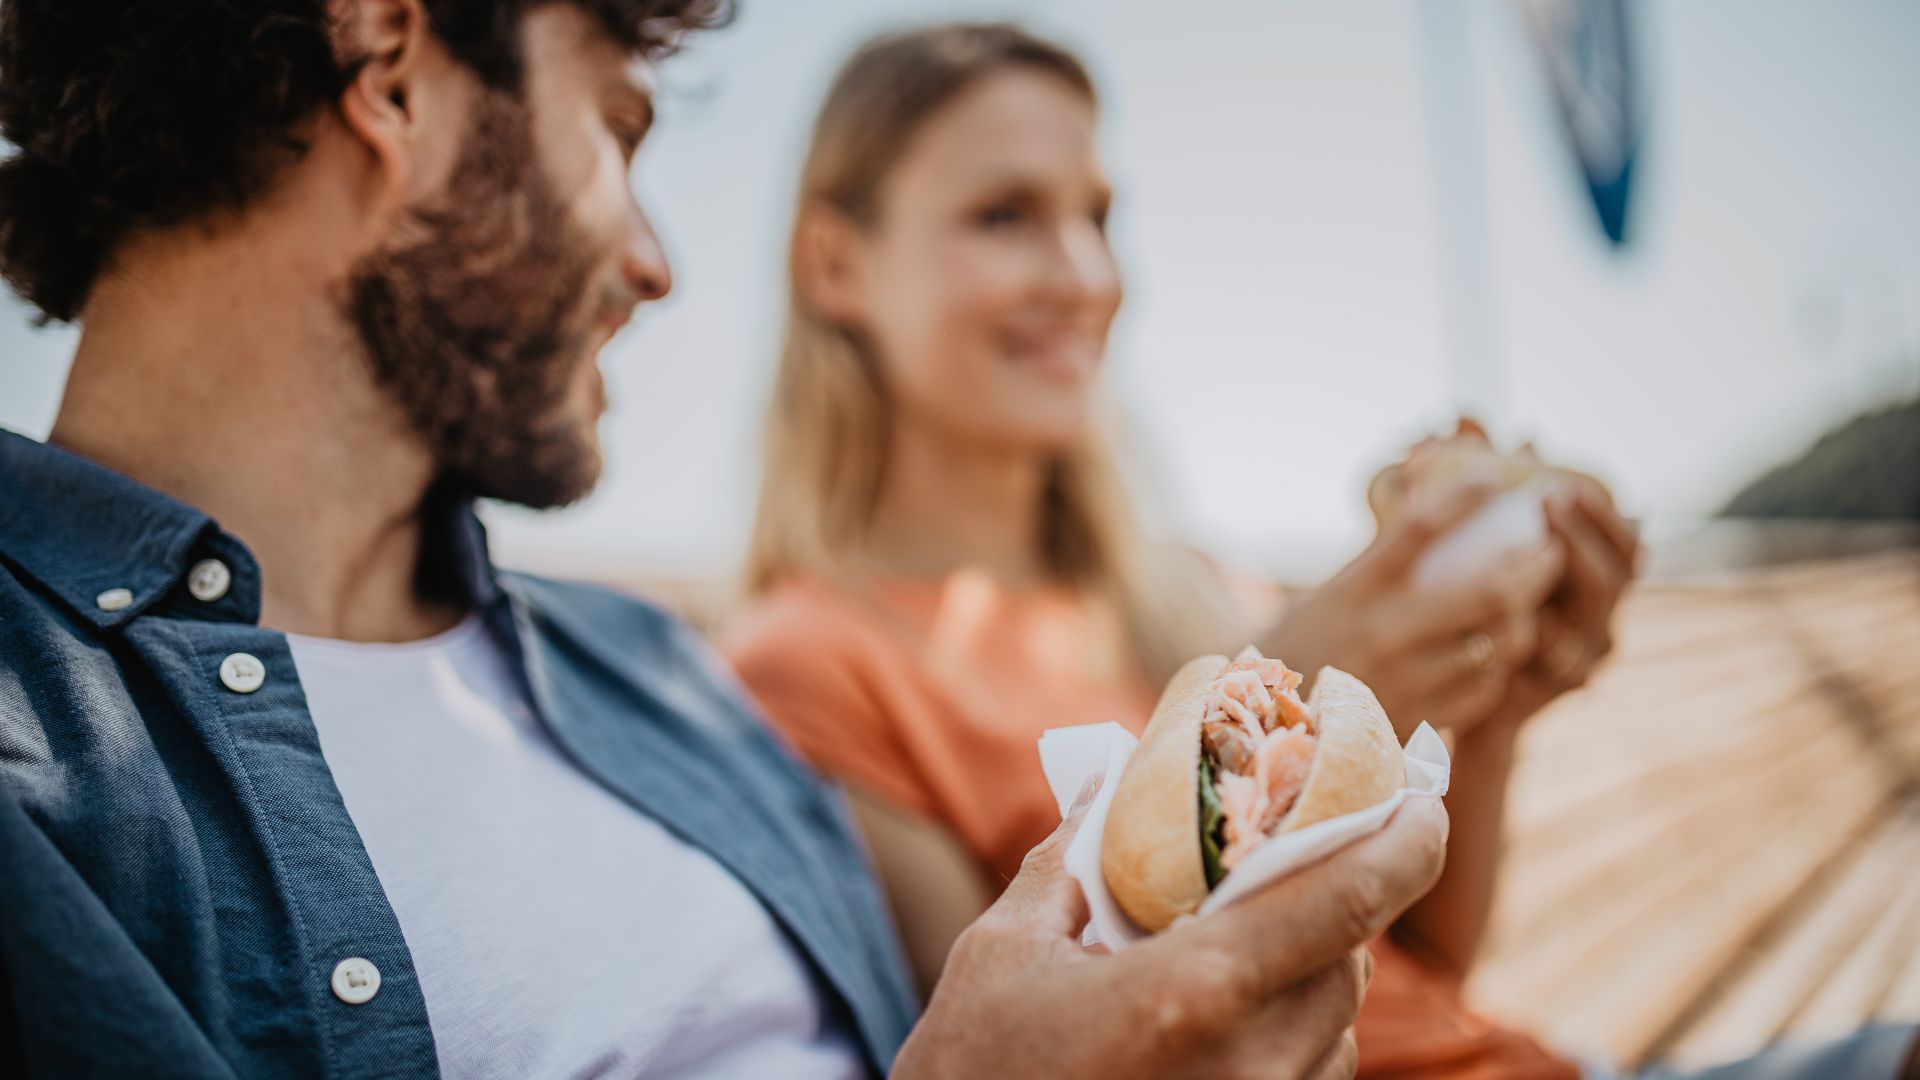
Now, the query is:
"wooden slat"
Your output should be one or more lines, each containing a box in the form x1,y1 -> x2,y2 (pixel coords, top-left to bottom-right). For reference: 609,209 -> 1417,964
1787,854 -> 1920,1042
1510,630 -> 1813,759
1879,920 -> 1920,1021
1503,671 -> 1823,865
1483,709 -> 1880,954
1547,777 -> 1885,1063
1657,807 -> 1920,1067
1469,718 -> 1888,1040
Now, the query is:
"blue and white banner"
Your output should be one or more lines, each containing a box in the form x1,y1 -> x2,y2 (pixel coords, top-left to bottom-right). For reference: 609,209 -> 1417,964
1519,0 -> 1641,246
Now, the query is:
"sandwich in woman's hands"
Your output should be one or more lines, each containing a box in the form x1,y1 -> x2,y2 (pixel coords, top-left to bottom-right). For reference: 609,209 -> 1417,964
1100,648 -> 1403,933
1366,418 -> 1592,528
1367,419 -> 1605,588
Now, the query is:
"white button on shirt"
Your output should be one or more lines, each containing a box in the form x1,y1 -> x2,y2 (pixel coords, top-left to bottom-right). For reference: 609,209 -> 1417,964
331,958 -> 381,1005
289,617 -> 862,1080
219,652 -> 265,694
188,559 -> 232,602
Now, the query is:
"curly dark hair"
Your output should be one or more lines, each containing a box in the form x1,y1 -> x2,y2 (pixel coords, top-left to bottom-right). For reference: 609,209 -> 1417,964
0,0 -> 730,323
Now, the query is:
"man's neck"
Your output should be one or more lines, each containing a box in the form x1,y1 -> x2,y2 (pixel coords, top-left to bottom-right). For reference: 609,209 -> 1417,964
48,224 -> 464,643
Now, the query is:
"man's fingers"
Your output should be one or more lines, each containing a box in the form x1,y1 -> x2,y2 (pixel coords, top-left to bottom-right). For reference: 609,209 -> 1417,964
1305,1029 -> 1361,1080
1150,796 -> 1449,1005
991,772 -> 1102,940
1202,956 -> 1366,1080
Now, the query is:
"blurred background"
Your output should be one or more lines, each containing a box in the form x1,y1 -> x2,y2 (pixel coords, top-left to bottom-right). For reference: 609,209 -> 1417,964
3,0 -> 1917,1069
4,0 -> 1917,582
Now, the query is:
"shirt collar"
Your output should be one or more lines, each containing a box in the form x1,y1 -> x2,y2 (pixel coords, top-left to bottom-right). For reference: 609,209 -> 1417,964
0,428 -> 502,630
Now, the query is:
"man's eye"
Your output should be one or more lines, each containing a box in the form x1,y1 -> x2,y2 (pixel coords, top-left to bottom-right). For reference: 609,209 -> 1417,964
613,120 -> 647,157
976,202 -> 1026,228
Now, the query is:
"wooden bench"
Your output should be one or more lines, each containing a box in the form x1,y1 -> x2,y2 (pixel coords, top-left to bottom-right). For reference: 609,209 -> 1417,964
1466,549 -> 1920,1068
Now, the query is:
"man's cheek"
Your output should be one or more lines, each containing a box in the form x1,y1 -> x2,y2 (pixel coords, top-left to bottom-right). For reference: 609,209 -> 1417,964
535,119 -> 613,217
578,166 -> 635,255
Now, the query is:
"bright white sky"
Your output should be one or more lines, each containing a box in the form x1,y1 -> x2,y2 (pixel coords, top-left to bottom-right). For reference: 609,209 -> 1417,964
3,0 -> 1917,582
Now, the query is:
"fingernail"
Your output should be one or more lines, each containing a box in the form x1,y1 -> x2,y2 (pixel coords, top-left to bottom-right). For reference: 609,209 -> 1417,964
1070,772 -> 1105,815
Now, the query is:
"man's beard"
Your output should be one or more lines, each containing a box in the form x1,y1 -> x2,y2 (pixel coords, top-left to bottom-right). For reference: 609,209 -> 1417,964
346,90 -> 608,509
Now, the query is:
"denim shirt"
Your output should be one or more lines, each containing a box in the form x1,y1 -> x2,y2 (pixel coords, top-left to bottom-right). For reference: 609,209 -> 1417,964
0,429 -> 917,1078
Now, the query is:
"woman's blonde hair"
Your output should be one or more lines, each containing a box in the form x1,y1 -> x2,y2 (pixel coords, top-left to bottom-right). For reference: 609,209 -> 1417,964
744,22 -> 1239,683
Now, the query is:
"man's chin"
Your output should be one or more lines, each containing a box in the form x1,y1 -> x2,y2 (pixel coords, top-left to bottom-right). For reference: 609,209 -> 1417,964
452,433 -> 604,511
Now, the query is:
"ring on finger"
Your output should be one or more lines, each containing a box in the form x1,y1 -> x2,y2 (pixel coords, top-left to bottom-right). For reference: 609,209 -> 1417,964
1457,631 -> 1497,680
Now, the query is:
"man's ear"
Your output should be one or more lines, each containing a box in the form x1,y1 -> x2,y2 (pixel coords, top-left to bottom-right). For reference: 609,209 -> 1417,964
793,200 -> 873,329
334,0 -> 436,197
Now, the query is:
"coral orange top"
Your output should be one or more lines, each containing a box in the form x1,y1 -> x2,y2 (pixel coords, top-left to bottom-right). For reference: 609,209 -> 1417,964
724,573 -> 1578,1080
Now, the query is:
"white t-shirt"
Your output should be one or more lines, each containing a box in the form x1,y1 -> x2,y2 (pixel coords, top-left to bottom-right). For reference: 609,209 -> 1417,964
288,615 -> 864,1080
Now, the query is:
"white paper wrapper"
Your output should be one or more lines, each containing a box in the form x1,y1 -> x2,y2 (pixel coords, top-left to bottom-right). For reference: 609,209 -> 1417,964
1411,481 -> 1553,590
1038,721 -> 1451,950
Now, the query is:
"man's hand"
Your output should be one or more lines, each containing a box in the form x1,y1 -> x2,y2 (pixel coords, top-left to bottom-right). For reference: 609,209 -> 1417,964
891,784 -> 1450,1080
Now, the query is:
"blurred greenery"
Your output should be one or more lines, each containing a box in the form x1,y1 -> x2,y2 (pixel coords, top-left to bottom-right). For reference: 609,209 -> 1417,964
1724,395 -> 1920,520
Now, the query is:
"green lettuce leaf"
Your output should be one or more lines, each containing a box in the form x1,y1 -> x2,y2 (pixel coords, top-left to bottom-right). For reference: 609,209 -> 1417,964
1199,756 -> 1227,888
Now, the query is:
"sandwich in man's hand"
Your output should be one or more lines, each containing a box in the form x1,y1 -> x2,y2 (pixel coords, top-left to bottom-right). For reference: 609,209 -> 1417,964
1100,648 -> 1403,933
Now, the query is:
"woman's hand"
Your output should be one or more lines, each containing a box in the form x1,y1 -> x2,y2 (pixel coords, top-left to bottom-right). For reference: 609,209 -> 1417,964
1484,477 -> 1639,731
1260,480 -> 1565,741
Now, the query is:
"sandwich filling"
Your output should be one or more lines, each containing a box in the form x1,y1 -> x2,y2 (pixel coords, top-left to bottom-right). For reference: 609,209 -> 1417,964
1199,648 -> 1317,879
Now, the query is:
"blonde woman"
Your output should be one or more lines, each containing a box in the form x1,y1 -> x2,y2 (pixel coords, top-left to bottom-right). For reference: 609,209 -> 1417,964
724,22 -> 1646,1080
